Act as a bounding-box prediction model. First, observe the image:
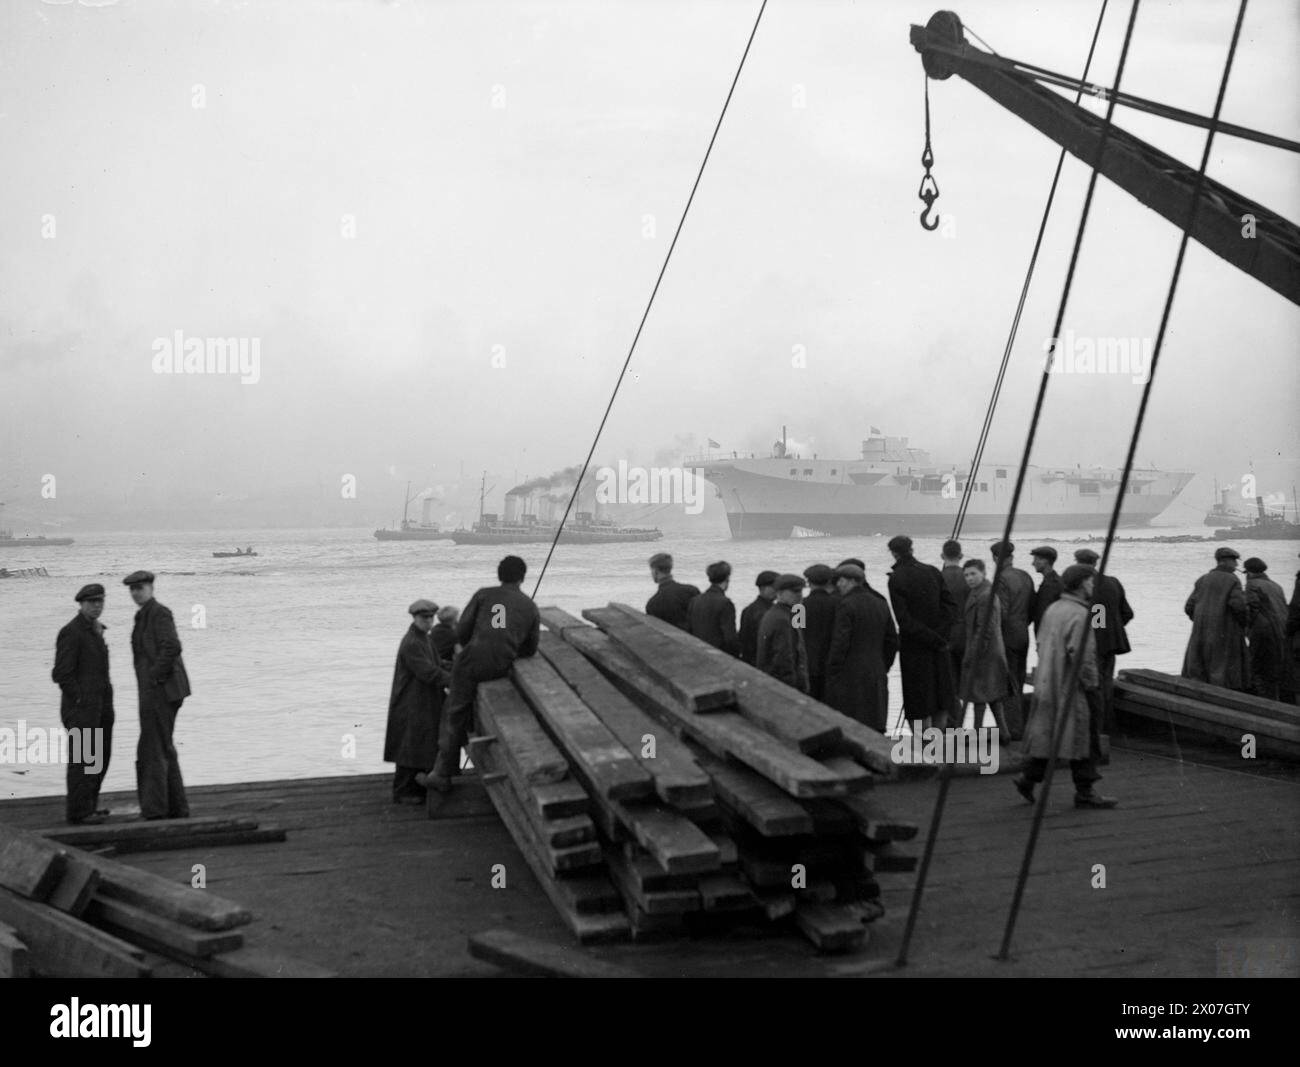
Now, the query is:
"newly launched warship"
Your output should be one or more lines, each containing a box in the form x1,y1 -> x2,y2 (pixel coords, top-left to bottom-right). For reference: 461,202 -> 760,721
692,430 -> 1194,540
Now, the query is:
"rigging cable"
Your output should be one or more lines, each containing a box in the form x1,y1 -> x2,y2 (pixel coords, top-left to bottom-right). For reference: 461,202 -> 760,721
998,0 -> 1250,960
531,0 -> 768,598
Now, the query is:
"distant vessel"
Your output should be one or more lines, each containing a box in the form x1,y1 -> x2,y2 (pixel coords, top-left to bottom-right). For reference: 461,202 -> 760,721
1203,482 -> 1251,527
374,482 -> 448,541
213,547 -> 258,558
1213,495 -> 1300,541
0,503 -> 73,548
692,428 -> 1194,539
449,473 -> 662,545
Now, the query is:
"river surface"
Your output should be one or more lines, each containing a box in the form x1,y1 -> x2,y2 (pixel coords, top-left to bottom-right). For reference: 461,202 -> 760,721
3,525 -> 1296,801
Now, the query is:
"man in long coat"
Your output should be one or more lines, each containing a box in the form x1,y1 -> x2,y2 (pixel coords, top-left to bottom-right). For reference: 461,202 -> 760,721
957,560 -> 1011,736
125,570 -> 192,820
1182,547 -> 1250,690
1013,565 -> 1117,809
386,599 -> 448,804
1243,558 -> 1295,703
428,555 -> 540,791
990,541 -> 1034,739
801,564 -> 838,700
825,563 -> 897,732
940,540 -> 968,724
1074,547 -> 1134,731
1029,546 -> 1063,639
757,574 -> 809,693
645,552 -> 700,631
1288,552 -> 1300,706
688,561 -> 741,656
887,535 -> 957,730
52,584 -> 115,824
739,570 -> 778,666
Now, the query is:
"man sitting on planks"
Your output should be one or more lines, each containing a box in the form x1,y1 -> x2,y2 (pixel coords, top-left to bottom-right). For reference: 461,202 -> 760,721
386,599 -> 448,805
688,560 -> 740,656
426,556 -> 540,793
645,552 -> 700,631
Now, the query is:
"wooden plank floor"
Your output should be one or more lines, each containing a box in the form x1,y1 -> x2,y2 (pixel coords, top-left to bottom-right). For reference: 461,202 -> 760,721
0,734 -> 1295,977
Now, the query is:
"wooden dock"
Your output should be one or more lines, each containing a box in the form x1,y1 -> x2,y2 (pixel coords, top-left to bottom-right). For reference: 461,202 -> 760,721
1,731 -> 1294,976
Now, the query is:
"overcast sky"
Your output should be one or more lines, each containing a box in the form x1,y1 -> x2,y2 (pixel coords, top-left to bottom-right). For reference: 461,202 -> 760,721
1,0 -> 1297,521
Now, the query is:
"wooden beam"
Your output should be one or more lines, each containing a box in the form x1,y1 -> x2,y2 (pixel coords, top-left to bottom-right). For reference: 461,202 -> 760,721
0,921 -> 31,978
699,757 -> 813,837
36,815 -> 260,848
0,833 -> 65,901
0,888 -> 149,978
475,680 -> 571,785
793,902 -> 869,954
467,929 -> 638,978
1118,669 -> 1300,724
512,657 -> 654,801
835,796 -> 920,842
537,631 -> 713,808
604,850 -> 701,915
45,853 -> 100,917
84,897 -> 244,958
1115,686 -> 1300,759
611,801 -> 720,876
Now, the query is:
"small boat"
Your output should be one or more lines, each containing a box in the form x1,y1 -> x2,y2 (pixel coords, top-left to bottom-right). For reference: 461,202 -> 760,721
213,547 -> 258,558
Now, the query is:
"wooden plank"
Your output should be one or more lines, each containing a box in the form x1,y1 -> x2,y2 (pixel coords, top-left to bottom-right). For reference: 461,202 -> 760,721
601,604 -> 848,756
0,888 -> 149,977
45,853 -> 100,917
698,757 -> 813,837
1115,683 -> 1300,741
538,606 -> 593,635
793,902 -> 869,954
201,946 -> 337,978
0,834 -> 65,901
1116,689 -> 1300,760
604,850 -> 701,915
476,758 -> 627,944
864,843 -> 917,873
85,897 -> 244,958
581,606 -> 736,712
756,892 -> 796,921
530,782 -> 590,821
0,922 -> 31,978
820,756 -> 875,793
106,827 -> 287,855
1118,669 -> 1300,724
619,849 -> 700,892
698,874 -> 757,913
611,801 -> 721,876
835,795 -> 920,842
467,737 -> 598,855
475,680 -> 570,785
563,626 -> 851,798
512,657 -> 654,801
468,929 -> 638,978
538,631 -> 713,808
37,815 -> 260,848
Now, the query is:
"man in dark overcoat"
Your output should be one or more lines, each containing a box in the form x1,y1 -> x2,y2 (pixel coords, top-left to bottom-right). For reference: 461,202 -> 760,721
688,561 -> 740,656
1243,558 -> 1294,703
800,564 -> 838,700
990,541 -> 1034,739
825,563 -> 898,732
1182,547 -> 1250,691
738,570 -> 778,666
52,583 -> 114,824
645,552 -> 700,631
386,599 -> 448,804
757,574 -> 810,693
1074,547 -> 1134,731
887,535 -> 956,730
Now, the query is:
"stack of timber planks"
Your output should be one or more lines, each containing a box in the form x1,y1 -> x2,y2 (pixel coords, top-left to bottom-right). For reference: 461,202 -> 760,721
1115,668 -> 1300,761
0,820 -> 330,977
467,603 -> 919,955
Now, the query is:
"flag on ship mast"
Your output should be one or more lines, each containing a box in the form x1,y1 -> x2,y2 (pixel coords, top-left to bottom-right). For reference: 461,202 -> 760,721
707,438 -> 720,448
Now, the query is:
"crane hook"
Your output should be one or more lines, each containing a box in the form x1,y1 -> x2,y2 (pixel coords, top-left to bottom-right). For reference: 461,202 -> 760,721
917,77 -> 940,232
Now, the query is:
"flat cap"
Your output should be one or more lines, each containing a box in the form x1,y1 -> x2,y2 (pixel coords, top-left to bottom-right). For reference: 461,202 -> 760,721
122,570 -> 155,586
74,583 -> 106,602
886,535 -> 913,554
1061,563 -> 1096,591
1243,557 -> 1266,573
774,573 -> 807,592
803,563 -> 833,585
990,540 -> 1015,559
838,558 -> 866,570
408,598 -> 439,616
1215,546 -> 1240,561
755,570 -> 779,587
1073,548 -> 1100,565
833,563 -> 865,582
1030,545 -> 1057,562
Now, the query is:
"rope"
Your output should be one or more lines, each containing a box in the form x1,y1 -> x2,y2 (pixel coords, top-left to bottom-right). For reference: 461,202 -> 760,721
997,0 -> 1249,962
531,0 -> 768,598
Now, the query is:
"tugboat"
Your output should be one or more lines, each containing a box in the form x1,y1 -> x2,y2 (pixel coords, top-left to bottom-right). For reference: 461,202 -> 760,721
1203,481 -> 1251,527
0,503 -> 73,547
374,482 -> 448,541
1213,495 -> 1300,541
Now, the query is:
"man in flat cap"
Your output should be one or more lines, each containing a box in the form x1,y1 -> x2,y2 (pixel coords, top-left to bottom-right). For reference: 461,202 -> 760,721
1243,558 -> 1294,703
887,535 -> 957,731
124,570 -> 192,819
385,600 -> 448,804
1073,547 -> 1134,730
688,561 -> 740,657
51,584 -> 114,824
825,563 -> 898,731
739,570 -> 779,666
428,555 -> 540,792
989,541 -> 1034,739
940,540 -> 968,722
757,574 -> 810,693
1015,565 -> 1117,809
1029,546 -> 1062,641
801,564 -> 837,700
645,552 -> 700,632
1182,547 -> 1250,690
431,605 -> 460,670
